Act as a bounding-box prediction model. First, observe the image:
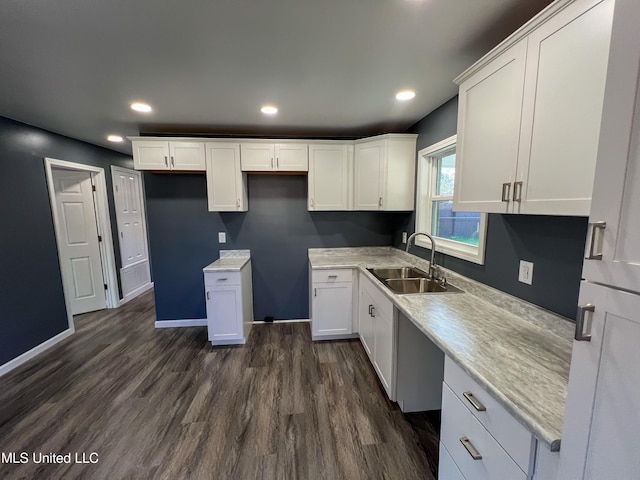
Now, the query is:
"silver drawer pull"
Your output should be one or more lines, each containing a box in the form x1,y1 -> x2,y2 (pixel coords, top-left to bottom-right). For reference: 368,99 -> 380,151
463,391 -> 486,412
501,182 -> 511,202
575,304 -> 595,341
206,291 -> 210,300
217,278 -> 228,281
513,181 -> 523,202
585,221 -> 606,260
328,275 -> 338,278
460,437 -> 482,460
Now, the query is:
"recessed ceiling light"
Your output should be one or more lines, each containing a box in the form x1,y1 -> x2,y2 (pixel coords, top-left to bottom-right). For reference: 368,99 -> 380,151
260,105 -> 278,115
130,102 -> 152,113
107,134 -> 124,143
395,90 -> 416,101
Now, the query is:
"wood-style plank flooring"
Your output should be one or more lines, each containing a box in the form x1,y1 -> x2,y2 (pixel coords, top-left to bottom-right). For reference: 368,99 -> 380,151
0,291 -> 439,479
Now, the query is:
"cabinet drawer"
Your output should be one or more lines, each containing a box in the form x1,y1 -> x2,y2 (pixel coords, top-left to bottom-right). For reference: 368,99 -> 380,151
441,384 -> 527,480
438,442 -> 465,480
312,269 -> 353,283
204,271 -> 241,286
444,357 -> 532,472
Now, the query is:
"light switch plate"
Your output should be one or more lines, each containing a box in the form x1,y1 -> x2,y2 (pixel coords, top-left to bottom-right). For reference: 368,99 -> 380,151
519,260 -> 534,285
218,232 -> 226,243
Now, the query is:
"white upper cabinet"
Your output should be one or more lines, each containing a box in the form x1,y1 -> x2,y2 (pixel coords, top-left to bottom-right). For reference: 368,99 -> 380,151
130,138 -> 206,171
205,143 -> 248,212
240,142 -> 308,172
353,134 -> 417,211
454,0 -> 615,216
308,143 -> 352,211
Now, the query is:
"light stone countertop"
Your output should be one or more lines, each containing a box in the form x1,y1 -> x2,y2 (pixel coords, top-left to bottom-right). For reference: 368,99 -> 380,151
309,246 -> 574,451
203,250 -> 251,272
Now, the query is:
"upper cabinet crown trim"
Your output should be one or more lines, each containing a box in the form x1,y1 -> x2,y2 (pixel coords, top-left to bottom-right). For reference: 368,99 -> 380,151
454,0 -> 579,84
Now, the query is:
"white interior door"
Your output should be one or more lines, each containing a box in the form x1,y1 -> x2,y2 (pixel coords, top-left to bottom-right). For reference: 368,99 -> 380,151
111,167 -> 151,299
52,168 -> 106,315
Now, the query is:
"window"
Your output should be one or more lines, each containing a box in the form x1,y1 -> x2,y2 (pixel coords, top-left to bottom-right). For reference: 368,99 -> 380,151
415,135 -> 487,264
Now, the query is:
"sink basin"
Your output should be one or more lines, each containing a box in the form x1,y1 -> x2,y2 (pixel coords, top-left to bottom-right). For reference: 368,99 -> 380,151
368,267 -> 429,279
384,278 -> 463,295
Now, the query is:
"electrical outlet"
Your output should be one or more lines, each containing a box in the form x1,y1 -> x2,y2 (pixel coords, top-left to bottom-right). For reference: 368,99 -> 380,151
518,260 -> 534,285
402,232 -> 407,243
218,232 -> 226,243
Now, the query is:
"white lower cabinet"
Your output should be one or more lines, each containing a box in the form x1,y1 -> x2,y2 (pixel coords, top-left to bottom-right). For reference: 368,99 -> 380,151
358,273 -> 396,400
311,269 -> 354,340
204,265 -> 253,345
439,356 -> 536,480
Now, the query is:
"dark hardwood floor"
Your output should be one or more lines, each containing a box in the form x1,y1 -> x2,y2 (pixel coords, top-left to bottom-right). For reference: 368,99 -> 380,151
0,291 -> 439,480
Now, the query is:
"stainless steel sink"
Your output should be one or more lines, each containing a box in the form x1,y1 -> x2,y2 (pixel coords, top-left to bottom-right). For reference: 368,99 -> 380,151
384,278 -> 463,295
369,267 -> 429,279
366,267 -> 463,295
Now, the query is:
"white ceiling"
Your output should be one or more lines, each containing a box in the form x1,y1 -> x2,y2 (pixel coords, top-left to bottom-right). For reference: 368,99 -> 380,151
0,0 -> 553,154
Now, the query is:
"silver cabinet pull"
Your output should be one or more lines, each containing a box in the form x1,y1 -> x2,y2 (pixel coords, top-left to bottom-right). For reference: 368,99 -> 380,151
276,157 -> 279,169
576,304 -> 595,341
501,182 -> 511,202
513,181 -> 523,202
371,306 -> 376,317
378,197 -> 383,207
206,291 -> 210,300
368,305 -> 373,315
460,437 -> 482,460
585,221 -> 606,260
271,158 -> 274,169
310,198 -> 315,209
164,155 -> 168,167
463,391 -> 487,412
237,199 -> 241,209
314,288 -> 317,297
171,156 -> 175,168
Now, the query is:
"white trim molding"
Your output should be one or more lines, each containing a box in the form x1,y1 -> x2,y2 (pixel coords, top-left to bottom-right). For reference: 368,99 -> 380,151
0,329 -> 73,378
44,158 -> 120,334
252,318 -> 310,324
154,319 -> 208,328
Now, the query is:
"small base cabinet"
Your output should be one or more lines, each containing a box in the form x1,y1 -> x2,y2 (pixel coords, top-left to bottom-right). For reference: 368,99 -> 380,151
358,272 -> 396,400
310,269 -> 354,340
204,264 -> 253,346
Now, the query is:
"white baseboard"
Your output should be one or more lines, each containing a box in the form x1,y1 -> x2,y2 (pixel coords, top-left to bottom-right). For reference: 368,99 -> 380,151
252,318 -> 310,324
0,328 -> 74,378
154,318 -> 207,328
119,282 -> 154,307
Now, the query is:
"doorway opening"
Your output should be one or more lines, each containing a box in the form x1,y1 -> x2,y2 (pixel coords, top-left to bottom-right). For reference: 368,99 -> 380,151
45,158 -> 119,332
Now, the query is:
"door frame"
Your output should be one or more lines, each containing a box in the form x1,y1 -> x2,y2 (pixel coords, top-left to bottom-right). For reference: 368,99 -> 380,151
110,165 -> 153,304
45,158 -> 119,330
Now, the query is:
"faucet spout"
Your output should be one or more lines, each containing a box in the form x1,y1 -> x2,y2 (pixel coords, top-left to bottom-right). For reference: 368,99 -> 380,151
406,232 -> 438,280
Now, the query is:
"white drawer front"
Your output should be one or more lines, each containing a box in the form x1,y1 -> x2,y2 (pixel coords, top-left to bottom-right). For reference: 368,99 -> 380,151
441,384 -> 527,480
444,356 -> 532,471
204,271 -> 241,286
439,442 -> 466,480
312,269 -> 353,283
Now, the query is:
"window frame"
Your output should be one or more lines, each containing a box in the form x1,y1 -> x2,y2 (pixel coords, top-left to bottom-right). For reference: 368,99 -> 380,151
415,134 -> 487,265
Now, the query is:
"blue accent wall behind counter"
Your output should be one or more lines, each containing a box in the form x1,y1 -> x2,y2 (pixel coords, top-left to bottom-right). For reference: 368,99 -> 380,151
145,173 -> 403,321
0,116 -> 133,367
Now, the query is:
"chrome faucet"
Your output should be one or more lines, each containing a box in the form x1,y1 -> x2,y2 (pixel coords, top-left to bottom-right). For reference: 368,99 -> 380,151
405,232 -> 440,281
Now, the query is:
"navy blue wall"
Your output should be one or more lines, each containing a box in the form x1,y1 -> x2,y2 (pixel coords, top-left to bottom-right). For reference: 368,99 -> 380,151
0,117 -> 133,366
145,173 -> 403,321
395,97 -> 587,319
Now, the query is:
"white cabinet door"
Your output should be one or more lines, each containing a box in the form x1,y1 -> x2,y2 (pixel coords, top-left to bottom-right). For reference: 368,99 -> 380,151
308,144 -> 351,211
170,142 -> 206,171
276,143 -> 308,171
517,0 -> 614,216
240,143 -> 275,171
559,282 -> 640,480
358,286 -> 375,359
354,140 -> 385,210
311,282 -> 353,338
133,141 -> 170,170
582,0 -> 640,293
206,285 -> 242,343
454,40 -> 527,214
205,143 -> 247,212
372,305 -> 394,398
